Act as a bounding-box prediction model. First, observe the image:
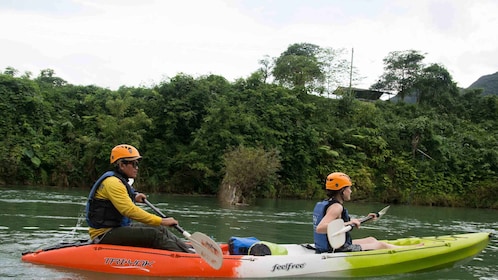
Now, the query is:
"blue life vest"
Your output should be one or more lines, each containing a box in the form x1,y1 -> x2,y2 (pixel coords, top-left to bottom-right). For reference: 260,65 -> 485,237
313,199 -> 351,253
85,171 -> 137,228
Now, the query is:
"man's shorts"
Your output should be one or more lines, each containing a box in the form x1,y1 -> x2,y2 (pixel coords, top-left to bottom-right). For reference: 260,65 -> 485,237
335,244 -> 362,252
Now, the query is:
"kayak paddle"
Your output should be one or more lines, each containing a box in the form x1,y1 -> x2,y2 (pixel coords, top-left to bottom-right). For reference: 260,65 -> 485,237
144,199 -> 223,270
327,205 -> 390,249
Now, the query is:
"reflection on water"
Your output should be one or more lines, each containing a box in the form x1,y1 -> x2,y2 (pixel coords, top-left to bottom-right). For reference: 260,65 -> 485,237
0,186 -> 496,279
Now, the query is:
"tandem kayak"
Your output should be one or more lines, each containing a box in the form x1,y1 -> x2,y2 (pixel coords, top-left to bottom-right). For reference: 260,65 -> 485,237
22,232 -> 491,278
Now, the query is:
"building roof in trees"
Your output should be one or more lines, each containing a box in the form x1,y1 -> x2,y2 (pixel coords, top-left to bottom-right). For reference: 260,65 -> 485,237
334,87 -> 387,101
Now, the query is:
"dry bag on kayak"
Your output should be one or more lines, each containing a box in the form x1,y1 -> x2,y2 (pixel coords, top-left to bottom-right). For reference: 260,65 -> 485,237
248,241 -> 288,256
229,236 -> 260,255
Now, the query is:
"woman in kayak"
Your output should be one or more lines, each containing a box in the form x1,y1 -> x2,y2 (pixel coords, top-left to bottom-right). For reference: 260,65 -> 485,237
85,144 -> 192,252
313,172 -> 400,253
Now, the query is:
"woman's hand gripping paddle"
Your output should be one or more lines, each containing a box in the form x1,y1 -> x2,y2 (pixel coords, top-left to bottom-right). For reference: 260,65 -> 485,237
144,199 -> 223,270
327,205 -> 390,249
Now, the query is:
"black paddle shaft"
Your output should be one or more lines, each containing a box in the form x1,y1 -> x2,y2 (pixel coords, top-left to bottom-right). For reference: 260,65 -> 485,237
143,199 -> 186,234
351,212 -> 379,229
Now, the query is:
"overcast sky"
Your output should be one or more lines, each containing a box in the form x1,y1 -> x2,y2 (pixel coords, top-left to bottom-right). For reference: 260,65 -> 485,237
1,0 -> 497,90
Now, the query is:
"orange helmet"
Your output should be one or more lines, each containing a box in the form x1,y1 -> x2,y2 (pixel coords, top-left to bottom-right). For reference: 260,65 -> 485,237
110,144 -> 142,164
325,172 -> 352,190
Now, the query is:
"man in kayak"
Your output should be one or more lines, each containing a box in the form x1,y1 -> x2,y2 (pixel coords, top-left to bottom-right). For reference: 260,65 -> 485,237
85,144 -> 192,252
313,172 -> 400,253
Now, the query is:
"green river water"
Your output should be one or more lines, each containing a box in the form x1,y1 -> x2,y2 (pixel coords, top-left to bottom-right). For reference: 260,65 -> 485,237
0,186 -> 496,279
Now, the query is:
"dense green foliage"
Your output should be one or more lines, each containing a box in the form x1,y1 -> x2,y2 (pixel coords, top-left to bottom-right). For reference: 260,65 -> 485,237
1,45 -> 497,208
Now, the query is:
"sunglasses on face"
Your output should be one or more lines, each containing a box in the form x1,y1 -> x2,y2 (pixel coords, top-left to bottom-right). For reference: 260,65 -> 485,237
123,160 -> 139,168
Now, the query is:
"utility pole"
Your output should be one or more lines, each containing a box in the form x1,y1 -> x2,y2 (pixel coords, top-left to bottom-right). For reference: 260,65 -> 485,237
349,48 -> 354,96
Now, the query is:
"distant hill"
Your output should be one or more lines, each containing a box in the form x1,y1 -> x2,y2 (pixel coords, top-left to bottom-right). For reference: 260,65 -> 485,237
467,72 -> 498,95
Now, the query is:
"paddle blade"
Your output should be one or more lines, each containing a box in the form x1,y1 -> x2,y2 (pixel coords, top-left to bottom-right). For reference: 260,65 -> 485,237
378,205 -> 390,218
188,232 -> 223,270
327,219 -> 347,249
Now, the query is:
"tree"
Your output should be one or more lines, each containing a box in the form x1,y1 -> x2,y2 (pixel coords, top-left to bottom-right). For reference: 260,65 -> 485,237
272,43 -> 354,95
318,47 -> 354,95
0,74 -> 46,184
219,145 -> 281,205
35,69 -> 67,87
414,63 -> 458,106
3,66 -> 18,76
272,43 -> 324,90
145,74 -> 226,192
371,50 -> 425,101
257,55 -> 274,84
